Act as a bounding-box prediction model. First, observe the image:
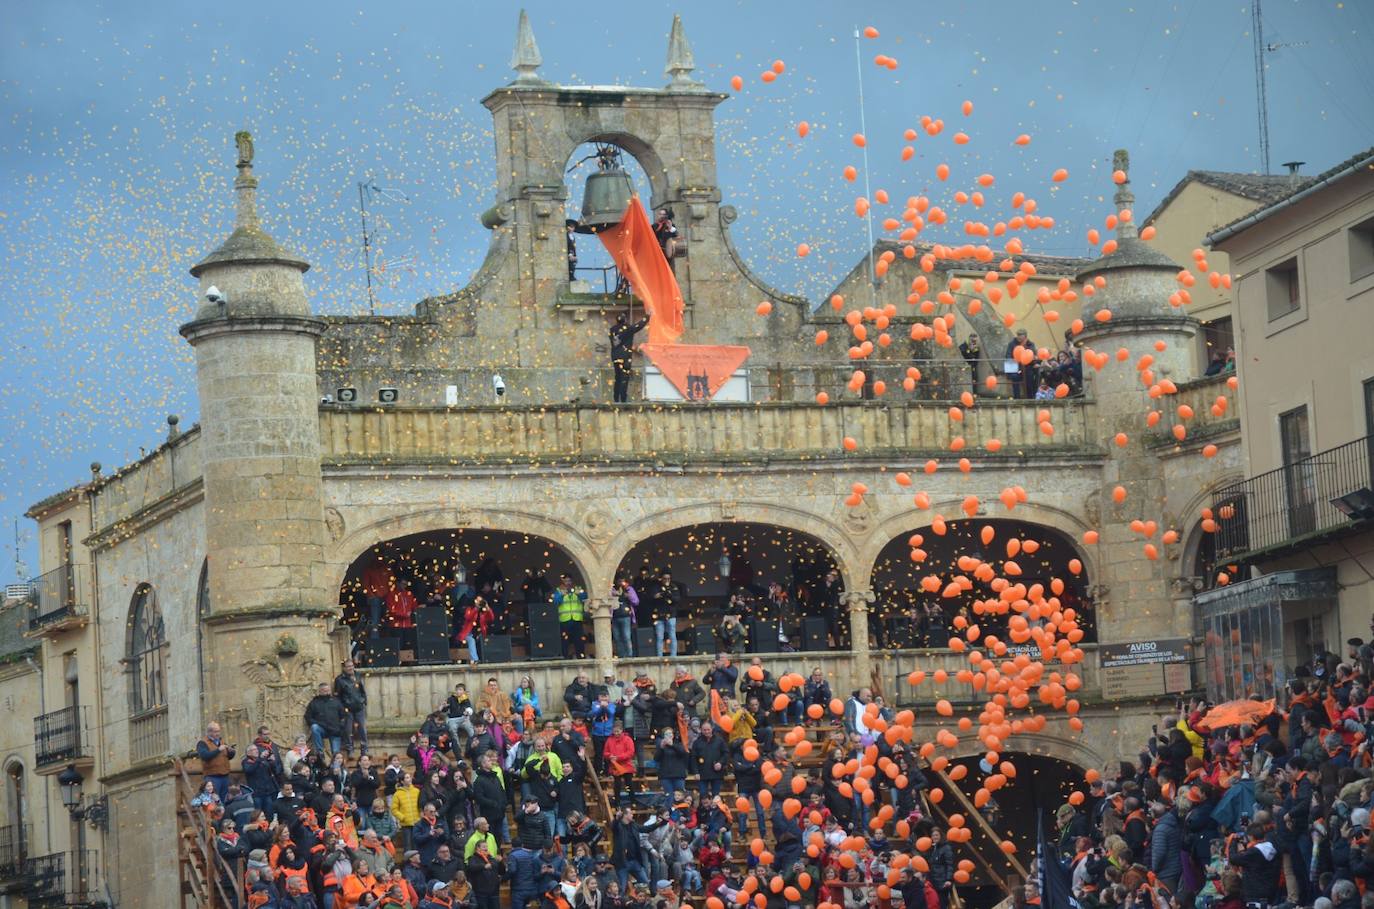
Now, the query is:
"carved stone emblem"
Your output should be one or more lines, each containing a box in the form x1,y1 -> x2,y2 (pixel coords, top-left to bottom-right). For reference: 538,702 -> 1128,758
582,507 -> 615,545
324,507 -> 345,543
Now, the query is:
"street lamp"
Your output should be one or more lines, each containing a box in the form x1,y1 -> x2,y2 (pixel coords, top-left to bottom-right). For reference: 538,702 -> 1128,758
57,764 -> 108,832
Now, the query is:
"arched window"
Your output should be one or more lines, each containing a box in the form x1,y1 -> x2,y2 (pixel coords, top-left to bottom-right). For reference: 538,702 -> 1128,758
127,584 -> 167,715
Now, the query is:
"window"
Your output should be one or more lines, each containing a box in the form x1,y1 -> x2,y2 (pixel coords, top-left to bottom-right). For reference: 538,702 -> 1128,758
1281,406 -> 1315,537
1202,317 -> 1234,373
1266,257 -> 1301,321
126,584 -> 167,715
1351,216 -> 1374,282
1366,378 -> 1374,438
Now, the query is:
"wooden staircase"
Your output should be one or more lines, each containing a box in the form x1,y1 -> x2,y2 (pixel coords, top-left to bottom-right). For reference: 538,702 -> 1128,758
173,759 -> 242,909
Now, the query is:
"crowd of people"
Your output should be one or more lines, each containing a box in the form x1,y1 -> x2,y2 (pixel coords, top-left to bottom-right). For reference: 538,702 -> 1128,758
194,631 -> 1374,909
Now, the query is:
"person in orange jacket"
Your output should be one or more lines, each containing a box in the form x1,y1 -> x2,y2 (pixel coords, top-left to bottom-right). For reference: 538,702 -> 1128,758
341,857 -> 386,908
602,719 -> 638,806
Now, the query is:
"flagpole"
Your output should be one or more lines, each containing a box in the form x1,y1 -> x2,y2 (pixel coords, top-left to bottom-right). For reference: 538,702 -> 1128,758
853,26 -> 878,306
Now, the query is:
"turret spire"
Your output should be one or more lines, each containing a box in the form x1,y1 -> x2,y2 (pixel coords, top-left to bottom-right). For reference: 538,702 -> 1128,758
664,14 -> 703,90
1112,149 -> 1138,241
510,9 -> 545,85
234,130 -> 259,231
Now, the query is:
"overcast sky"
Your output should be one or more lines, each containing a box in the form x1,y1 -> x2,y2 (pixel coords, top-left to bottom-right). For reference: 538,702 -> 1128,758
1,0 -> 1370,573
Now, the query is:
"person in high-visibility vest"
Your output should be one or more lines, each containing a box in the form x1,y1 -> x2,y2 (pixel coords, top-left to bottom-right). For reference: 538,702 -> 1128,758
554,574 -> 589,658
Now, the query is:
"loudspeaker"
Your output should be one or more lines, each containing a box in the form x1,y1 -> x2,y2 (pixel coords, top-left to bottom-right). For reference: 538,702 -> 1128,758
378,387 -> 399,404
415,607 -> 450,664
748,619 -> 778,653
689,624 -> 716,655
527,602 -> 559,627
529,613 -> 563,660
368,635 -> 401,667
482,634 -> 513,664
336,387 -> 358,403
635,627 -> 657,657
801,616 -> 828,652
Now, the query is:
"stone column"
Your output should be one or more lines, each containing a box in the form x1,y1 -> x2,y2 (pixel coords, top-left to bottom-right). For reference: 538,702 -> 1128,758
844,590 -> 875,696
590,598 -> 615,678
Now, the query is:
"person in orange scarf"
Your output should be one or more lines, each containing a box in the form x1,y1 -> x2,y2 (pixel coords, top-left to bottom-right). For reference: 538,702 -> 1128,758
340,857 -> 386,907
326,794 -> 360,850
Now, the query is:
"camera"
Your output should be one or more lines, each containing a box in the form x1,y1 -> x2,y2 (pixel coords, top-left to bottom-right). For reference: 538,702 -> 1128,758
492,374 -> 506,398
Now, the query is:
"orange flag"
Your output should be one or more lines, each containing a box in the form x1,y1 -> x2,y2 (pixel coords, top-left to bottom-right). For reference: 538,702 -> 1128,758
596,196 -> 685,345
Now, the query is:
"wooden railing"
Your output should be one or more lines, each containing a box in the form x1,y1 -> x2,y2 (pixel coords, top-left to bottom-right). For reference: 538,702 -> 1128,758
319,399 -> 1097,466
173,758 -> 241,909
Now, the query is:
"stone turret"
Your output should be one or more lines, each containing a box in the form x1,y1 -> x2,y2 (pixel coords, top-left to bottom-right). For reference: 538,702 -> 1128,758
1074,151 -> 1199,643
181,133 -> 335,731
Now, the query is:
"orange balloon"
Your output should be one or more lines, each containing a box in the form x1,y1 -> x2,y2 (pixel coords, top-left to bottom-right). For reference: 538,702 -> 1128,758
758,790 -> 773,809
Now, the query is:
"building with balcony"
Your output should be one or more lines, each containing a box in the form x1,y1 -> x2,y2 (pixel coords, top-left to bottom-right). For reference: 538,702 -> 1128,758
1195,147 -> 1374,700
0,14 -> 1273,908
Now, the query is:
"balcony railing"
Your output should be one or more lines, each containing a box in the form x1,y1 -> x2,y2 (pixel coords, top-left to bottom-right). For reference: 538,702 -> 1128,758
0,823 -> 30,883
129,707 -> 170,765
24,851 -> 104,907
1213,433 -> 1374,560
34,706 -> 92,768
26,564 -> 90,633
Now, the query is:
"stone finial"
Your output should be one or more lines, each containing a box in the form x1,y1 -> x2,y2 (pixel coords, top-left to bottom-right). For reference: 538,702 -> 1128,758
664,14 -> 703,89
509,9 -> 545,85
233,130 -> 260,231
1112,148 -> 1138,241
167,414 -> 180,441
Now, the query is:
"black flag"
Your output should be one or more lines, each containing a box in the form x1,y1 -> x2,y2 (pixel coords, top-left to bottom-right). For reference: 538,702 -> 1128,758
1037,805 -> 1078,909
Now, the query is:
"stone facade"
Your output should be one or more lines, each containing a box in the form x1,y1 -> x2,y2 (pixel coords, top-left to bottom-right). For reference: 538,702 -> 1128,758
3,19 -> 1264,908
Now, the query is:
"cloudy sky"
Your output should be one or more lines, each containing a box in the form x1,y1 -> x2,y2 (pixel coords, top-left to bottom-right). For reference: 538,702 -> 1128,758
1,0 -> 1370,572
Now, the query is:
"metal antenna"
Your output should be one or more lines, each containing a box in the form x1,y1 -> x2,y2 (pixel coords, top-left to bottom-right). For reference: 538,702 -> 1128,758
853,27 -> 878,303
1252,0 -> 1270,174
356,181 -> 412,315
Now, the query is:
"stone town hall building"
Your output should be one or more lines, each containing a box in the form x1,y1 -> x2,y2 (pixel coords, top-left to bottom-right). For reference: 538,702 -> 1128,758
7,12 -> 1325,908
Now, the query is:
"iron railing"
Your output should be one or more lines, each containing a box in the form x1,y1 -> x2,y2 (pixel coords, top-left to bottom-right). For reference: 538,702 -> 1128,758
129,707 -> 170,765
26,564 -> 90,631
570,264 -> 623,295
0,823 -> 30,882
1214,433 -> 1374,560
34,706 -> 91,767
24,851 -> 104,907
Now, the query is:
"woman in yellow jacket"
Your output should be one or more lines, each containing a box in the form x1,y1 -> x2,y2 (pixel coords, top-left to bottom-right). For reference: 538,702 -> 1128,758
725,699 -> 756,745
389,771 -> 421,849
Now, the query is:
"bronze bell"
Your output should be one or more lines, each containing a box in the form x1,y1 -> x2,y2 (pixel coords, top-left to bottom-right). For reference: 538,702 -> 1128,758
580,167 -> 634,229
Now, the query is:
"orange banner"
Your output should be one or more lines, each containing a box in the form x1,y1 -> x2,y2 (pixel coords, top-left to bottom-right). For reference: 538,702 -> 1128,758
642,343 -> 751,401
596,196 -> 685,345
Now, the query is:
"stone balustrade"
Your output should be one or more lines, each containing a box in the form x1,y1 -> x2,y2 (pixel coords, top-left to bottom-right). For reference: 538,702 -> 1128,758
359,645 -> 1101,733
320,399 -> 1097,466
1148,373 -> 1239,444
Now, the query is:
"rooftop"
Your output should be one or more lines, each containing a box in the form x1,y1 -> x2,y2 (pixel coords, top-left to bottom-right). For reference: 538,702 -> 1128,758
1144,169 -> 1316,226
1207,146 -> 1374,246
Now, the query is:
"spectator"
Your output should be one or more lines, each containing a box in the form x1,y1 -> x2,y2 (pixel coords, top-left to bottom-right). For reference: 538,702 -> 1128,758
554,574 -> 589,659
334,660 -> 369,755
669,667 -> 705,716
604,720 -> 638,806
958,333 -> 982,394
512,676 -> 542,733
476,678 -> 513,728
612,576 -> 639,658
703,655 -> 738,700
589,693 -> 617,765
655,727 -> 690,806
564,672 -> 596,720
651,571 -> 683,657
306,682 -> 348,756
390,772 -> 421,848
1003,329 -> 1035,399
458,596 -> 495,664
689,721 -> 728,802
413,802 -> 449,865
196,721 -> 236,802
611,807 -> 651,893
464,839 -> 503,909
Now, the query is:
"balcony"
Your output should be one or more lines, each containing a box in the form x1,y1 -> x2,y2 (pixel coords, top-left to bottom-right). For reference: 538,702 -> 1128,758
24,564 -> 91,636
23,851 -> 106,908
128,707 -> 170,765
34,706 -> 93,772
0,824 -> 31,891
1213,433 -> 1374,562
320,395 -> 1097,468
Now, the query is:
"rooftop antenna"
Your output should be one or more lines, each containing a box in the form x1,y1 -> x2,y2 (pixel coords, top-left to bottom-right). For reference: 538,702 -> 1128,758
14,519 -> 27,582
356,180 -> 411,315
1251,0 -> 1270,174
852,26 -> 878,304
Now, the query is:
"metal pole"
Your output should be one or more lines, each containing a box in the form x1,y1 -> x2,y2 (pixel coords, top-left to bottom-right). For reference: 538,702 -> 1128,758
358,182 -> 376,315
853,27 -> 879,304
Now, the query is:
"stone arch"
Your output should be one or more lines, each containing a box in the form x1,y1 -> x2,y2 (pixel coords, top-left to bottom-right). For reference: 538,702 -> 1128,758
326,506 -> 603,600
861,500 -> 1099,582
561,131 -> 672,211
1177,472 -> 1244,588
942,728 -> 1106,771
604,502 -> 863,593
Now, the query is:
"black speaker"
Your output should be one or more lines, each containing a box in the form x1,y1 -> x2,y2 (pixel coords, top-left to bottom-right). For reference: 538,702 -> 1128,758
801,616 -> 829,652
527,602 -> 558,626
748,619 -> 778,653
529,613 -> 563,660
482,634 -> 513,664
635,627 -> 657,657
415,608 -> 450,664
368,635 -> 401,667
689,624 -> 716,655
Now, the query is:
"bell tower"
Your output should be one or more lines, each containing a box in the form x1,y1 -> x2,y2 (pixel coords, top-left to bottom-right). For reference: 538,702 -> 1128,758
181,133 -> 335,730
442,11 -> 806,359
